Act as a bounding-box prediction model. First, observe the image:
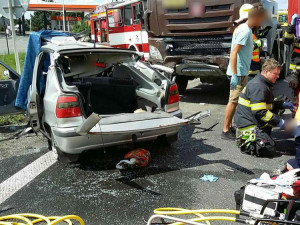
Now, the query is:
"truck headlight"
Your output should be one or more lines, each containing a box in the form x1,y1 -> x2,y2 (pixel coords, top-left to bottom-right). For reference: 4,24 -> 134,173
149,45 -> 163,60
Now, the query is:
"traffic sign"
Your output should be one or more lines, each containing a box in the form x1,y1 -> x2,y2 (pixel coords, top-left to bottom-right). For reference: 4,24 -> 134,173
0,0 -> 29,19
0,0 -> 27,74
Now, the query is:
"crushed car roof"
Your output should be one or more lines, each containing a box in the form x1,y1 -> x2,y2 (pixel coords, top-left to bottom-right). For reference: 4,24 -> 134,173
40,36 -> 109,52
40,36 -> 138,55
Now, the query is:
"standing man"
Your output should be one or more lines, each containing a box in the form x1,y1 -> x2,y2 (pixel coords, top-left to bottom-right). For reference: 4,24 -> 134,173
222,3 -> 267,140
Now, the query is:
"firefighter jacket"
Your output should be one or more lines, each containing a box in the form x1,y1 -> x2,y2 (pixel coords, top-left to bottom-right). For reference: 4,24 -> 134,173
235,74 -> 282,130
283,24 -> 300,70
249,33 -> 262,75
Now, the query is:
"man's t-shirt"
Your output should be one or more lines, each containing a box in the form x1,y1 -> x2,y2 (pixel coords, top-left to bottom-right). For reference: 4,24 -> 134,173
227,23 -> 253,76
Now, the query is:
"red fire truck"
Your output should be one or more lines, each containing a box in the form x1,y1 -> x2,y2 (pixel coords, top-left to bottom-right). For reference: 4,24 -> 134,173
90,0 -> 149,59
288,0 -> 300,23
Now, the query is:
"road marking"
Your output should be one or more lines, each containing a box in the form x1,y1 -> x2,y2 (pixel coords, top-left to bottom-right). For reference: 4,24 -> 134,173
0,151 -> 57,204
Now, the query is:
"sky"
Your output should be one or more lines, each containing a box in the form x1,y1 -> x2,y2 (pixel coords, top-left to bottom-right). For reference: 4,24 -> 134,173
24,0 -> 288,19
277,0 -> 288,10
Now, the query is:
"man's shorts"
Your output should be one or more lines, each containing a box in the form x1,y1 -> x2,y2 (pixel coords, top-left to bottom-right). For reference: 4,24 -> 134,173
228,76 -> 248,103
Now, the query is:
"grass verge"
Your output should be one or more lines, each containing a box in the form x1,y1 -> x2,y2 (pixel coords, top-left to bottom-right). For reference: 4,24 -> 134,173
0,53 -> 27,126
0,52 -> 25,79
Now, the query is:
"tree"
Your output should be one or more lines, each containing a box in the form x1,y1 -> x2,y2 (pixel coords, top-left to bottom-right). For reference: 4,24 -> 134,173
72,21 -> 90,33
31,11 -> 51,31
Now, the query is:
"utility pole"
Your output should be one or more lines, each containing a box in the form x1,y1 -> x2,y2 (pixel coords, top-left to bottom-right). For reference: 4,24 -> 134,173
62,0 -> 66,31
8,0 -> 21,74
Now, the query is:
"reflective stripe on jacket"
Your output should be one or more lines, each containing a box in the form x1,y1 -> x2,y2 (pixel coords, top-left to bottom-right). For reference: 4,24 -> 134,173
249,33 -> 261,75
234,74 -> 281,129
283,24 -> 300,70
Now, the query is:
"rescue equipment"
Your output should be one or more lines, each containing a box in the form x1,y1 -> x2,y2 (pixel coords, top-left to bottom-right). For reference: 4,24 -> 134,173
116,149 -> 150,169
148,200 -> 300,225
0,213 -> 84,225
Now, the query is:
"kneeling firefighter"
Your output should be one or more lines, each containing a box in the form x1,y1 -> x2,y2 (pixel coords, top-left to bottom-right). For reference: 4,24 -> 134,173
234,59 -> 294,156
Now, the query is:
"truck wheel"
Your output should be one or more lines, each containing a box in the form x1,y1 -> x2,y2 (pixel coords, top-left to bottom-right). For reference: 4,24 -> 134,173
175,76 -> 189,94
50,131 -> 79,163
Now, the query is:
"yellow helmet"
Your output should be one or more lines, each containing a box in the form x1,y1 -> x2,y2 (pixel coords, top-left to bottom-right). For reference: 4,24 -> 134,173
239,4 -> 254,20
234,4 -> 253,24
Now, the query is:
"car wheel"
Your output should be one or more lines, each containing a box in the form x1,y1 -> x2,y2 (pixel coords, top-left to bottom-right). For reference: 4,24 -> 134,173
50,131 -> 79,163
175,76 -> 189,94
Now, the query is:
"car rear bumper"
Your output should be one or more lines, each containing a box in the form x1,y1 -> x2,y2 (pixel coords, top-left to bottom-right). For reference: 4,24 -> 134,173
52,125 -> 180,154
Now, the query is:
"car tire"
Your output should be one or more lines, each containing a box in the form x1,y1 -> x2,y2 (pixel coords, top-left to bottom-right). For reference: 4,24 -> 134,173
50,131 -> 79,163
175,76 -> 189,94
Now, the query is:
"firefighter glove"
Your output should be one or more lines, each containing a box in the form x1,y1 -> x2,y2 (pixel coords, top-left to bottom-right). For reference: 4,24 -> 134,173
283,102 -> 295,111
230,74 -> 238,88
279,119 -> 285,130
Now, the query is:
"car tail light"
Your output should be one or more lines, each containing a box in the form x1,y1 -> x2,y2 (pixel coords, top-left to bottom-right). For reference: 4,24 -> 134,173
56,95 -> 82,118
168,84 -> 180,105
94,62 -> 106,68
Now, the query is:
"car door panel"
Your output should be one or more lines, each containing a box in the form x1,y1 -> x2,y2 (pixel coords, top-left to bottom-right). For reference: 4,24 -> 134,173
0,61 -> 22,115
27,52 -> 45,132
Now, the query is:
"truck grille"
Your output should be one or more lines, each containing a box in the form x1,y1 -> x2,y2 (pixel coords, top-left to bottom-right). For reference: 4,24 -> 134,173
168,16 -> 230,24
167,4 -> 231,13
160,0 -> 240,36
165,36 -> 232,56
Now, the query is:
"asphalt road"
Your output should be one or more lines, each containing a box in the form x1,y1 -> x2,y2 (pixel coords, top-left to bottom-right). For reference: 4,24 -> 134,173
0,33 -> 29,54
0,79 -> 295,225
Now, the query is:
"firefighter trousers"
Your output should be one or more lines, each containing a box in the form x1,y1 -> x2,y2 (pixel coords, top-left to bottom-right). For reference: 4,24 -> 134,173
237,127 -> 276,157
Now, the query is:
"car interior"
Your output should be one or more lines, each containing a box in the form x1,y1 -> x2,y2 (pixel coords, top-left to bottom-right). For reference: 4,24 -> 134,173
57,53 -> 165,117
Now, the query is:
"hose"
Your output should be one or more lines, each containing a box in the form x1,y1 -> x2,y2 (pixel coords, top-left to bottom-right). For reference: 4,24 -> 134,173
0,213 -> 84,225
148,208 -> 246,225
154,208 -> 240,215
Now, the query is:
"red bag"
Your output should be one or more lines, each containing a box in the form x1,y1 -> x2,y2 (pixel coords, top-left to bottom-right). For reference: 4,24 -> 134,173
124,149 -> 150,167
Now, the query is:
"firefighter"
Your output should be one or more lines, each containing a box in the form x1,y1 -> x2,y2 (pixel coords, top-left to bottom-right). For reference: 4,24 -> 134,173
234,59 -> 294,157
248,32 -> 262,80
284,14 -> 300,105
286,92 -> 300,170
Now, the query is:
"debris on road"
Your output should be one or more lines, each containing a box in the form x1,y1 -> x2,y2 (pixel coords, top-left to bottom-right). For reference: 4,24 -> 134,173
116,148 -> 150,169
200,174 -> 219,182
225,168 -> 234,172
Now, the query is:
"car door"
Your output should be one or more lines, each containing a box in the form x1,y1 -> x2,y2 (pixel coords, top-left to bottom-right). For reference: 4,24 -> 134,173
27,52 -> 47,132
0,61 -> 23,115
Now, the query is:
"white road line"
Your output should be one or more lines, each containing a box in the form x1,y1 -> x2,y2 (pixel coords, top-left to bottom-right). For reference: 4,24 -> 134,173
0,151 -> 57,204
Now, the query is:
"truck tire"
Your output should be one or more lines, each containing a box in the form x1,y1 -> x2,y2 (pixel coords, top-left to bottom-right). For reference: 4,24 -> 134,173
50,131 -> 79,163
175,76 -> 189,94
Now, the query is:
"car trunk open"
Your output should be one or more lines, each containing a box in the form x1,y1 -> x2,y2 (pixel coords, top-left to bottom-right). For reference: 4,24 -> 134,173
57,50 -> 186,137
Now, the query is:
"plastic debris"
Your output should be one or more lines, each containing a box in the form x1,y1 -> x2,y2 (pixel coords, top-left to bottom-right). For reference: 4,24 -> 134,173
116,148 -> 150,169
200,175 -> 219,182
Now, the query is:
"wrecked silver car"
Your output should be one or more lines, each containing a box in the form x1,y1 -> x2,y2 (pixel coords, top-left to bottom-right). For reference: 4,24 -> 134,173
0,36 -> 206,162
